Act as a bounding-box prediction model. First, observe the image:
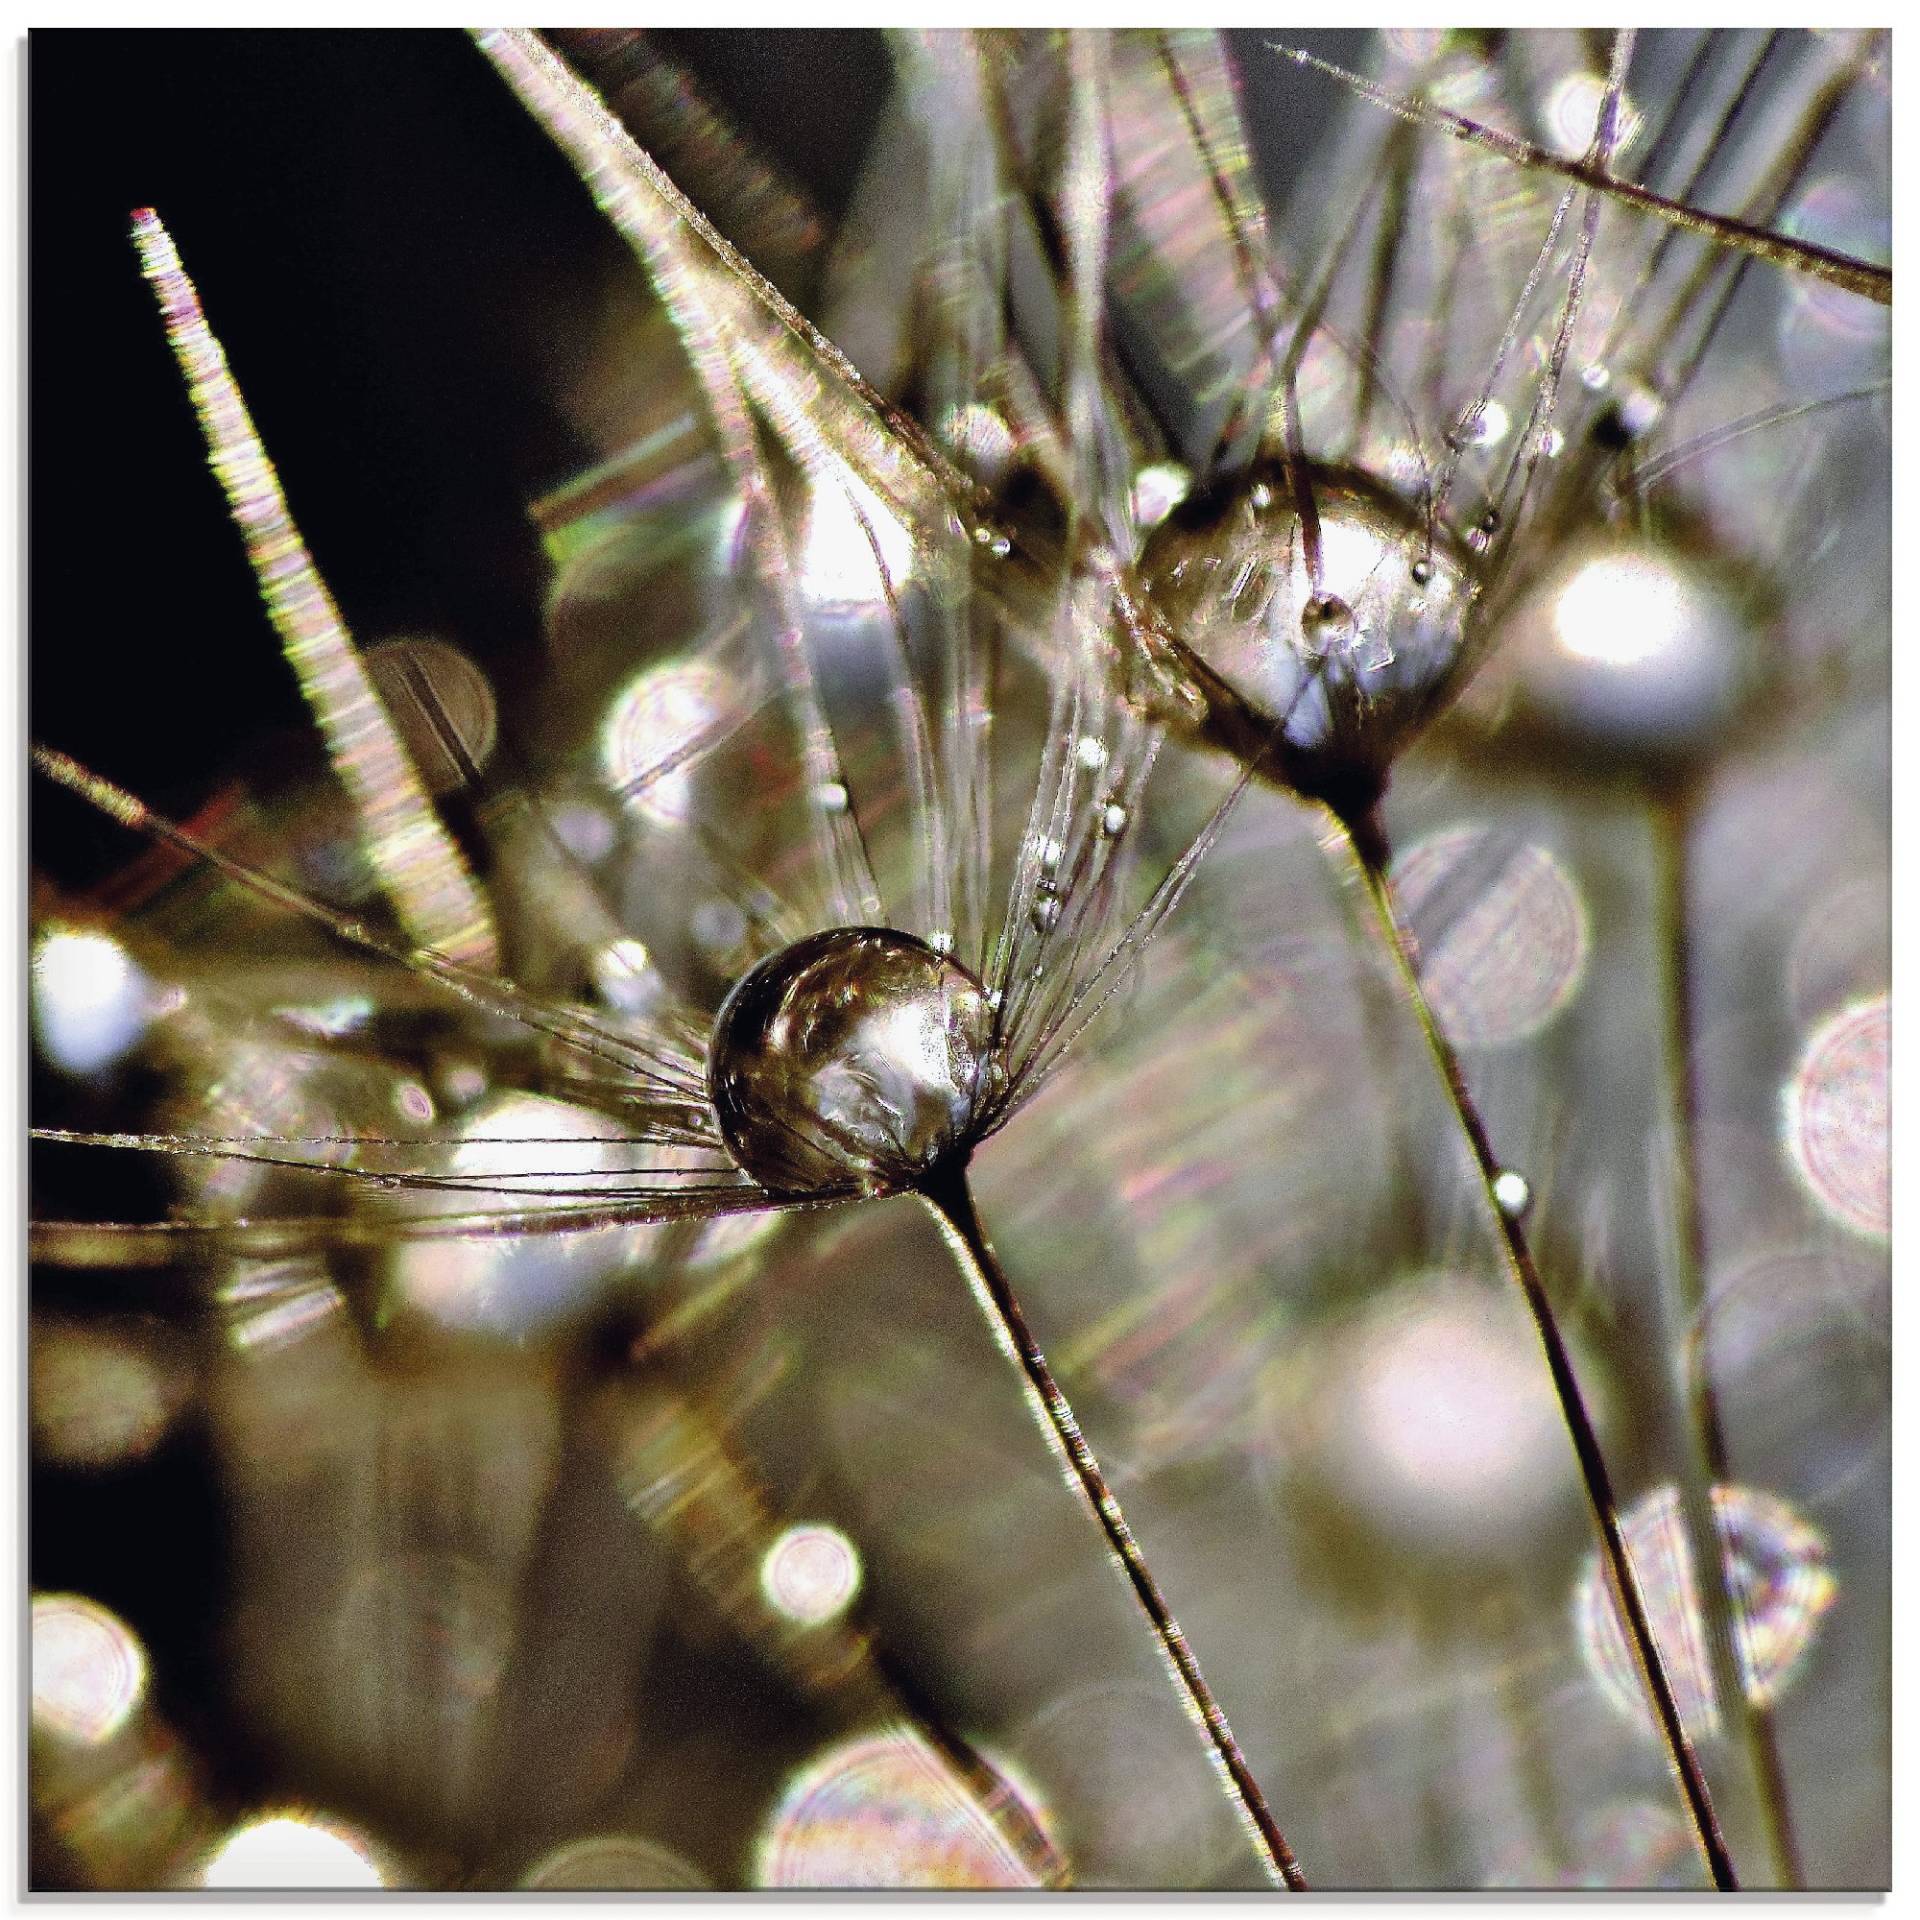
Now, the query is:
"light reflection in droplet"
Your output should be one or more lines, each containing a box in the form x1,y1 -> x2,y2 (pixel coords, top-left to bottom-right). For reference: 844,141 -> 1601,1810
1574,1483 -> 1837,1742
760,1523 -> 863,1627
1783,992 -> 1889,1240
601,657 -> 730,822
194,1812 -> 387,1889
1491,1169 -> 1533,1221
32,927 -> 154,1076
1310,1274 -> 1580,1551
1129,461 -> 1190,529
31,1595 -> 149,1747
518,1835 -> 710,1890
754,1726 -> 1051,1888
1394,825 -> 1590,1049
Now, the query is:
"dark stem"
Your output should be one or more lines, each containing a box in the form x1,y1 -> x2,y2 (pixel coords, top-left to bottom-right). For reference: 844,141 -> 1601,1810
1339,808 -> 1737,1892
918,1160 -> 1309,1892
1651,790 -> 1805,1888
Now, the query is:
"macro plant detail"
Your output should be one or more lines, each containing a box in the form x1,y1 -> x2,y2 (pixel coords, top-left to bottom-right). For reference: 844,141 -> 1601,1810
30,27 -> 1887,1891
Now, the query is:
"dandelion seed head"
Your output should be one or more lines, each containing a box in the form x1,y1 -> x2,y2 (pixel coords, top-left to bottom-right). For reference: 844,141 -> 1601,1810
710,929 -> 996,1195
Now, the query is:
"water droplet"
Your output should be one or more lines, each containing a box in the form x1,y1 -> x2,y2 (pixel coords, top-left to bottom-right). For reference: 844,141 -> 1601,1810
1301,593 -> 1356,657
1035,836 -> 1064,876
709,929 -> 997,1194
1099,801 -> 1128,838
1074,734 -> 1110,772
1582,362 -> 1612,392
1129,461 -> 1191,530
1029,889 -> 1062,935
1410,557 -> 1434,585
1492,1168 -> 1532,1220
1137,461 -> 1477,802
989,535 -> 1012,560
818,779 -> 850,815
1248,480 -> 1274,511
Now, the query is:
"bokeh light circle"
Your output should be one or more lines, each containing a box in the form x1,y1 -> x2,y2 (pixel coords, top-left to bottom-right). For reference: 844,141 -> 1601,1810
193,1813 -> 388,1889
760,1523 -> 863,1627
1783,992 -> 1889,1240
31,1593 -> 149,1748
754,1726 -> 1052,1888
1393,826 -> 1590,1048
1574,1483 -> 1837,1743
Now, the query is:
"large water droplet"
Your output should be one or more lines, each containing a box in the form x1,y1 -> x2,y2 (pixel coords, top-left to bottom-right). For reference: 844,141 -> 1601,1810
1138,462 -> 1476,813
709,928 -> 997,1195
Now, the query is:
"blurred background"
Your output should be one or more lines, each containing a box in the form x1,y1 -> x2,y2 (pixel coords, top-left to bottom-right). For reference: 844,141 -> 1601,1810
30,29 -> 1887,1890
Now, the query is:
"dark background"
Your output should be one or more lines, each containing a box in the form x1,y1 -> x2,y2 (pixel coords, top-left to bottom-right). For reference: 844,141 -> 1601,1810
28,30 -> 893,859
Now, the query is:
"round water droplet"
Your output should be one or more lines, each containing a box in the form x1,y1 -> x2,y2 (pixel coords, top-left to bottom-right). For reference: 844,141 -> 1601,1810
1138,462 -> 1476,814
1099,801 -> 1128,838
709,928 -> 998,1195
1029,889 -> 1062,935
1301,593 -> 1356,656
817,779 -> 850,815
1491,1168 -> 1532,1220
